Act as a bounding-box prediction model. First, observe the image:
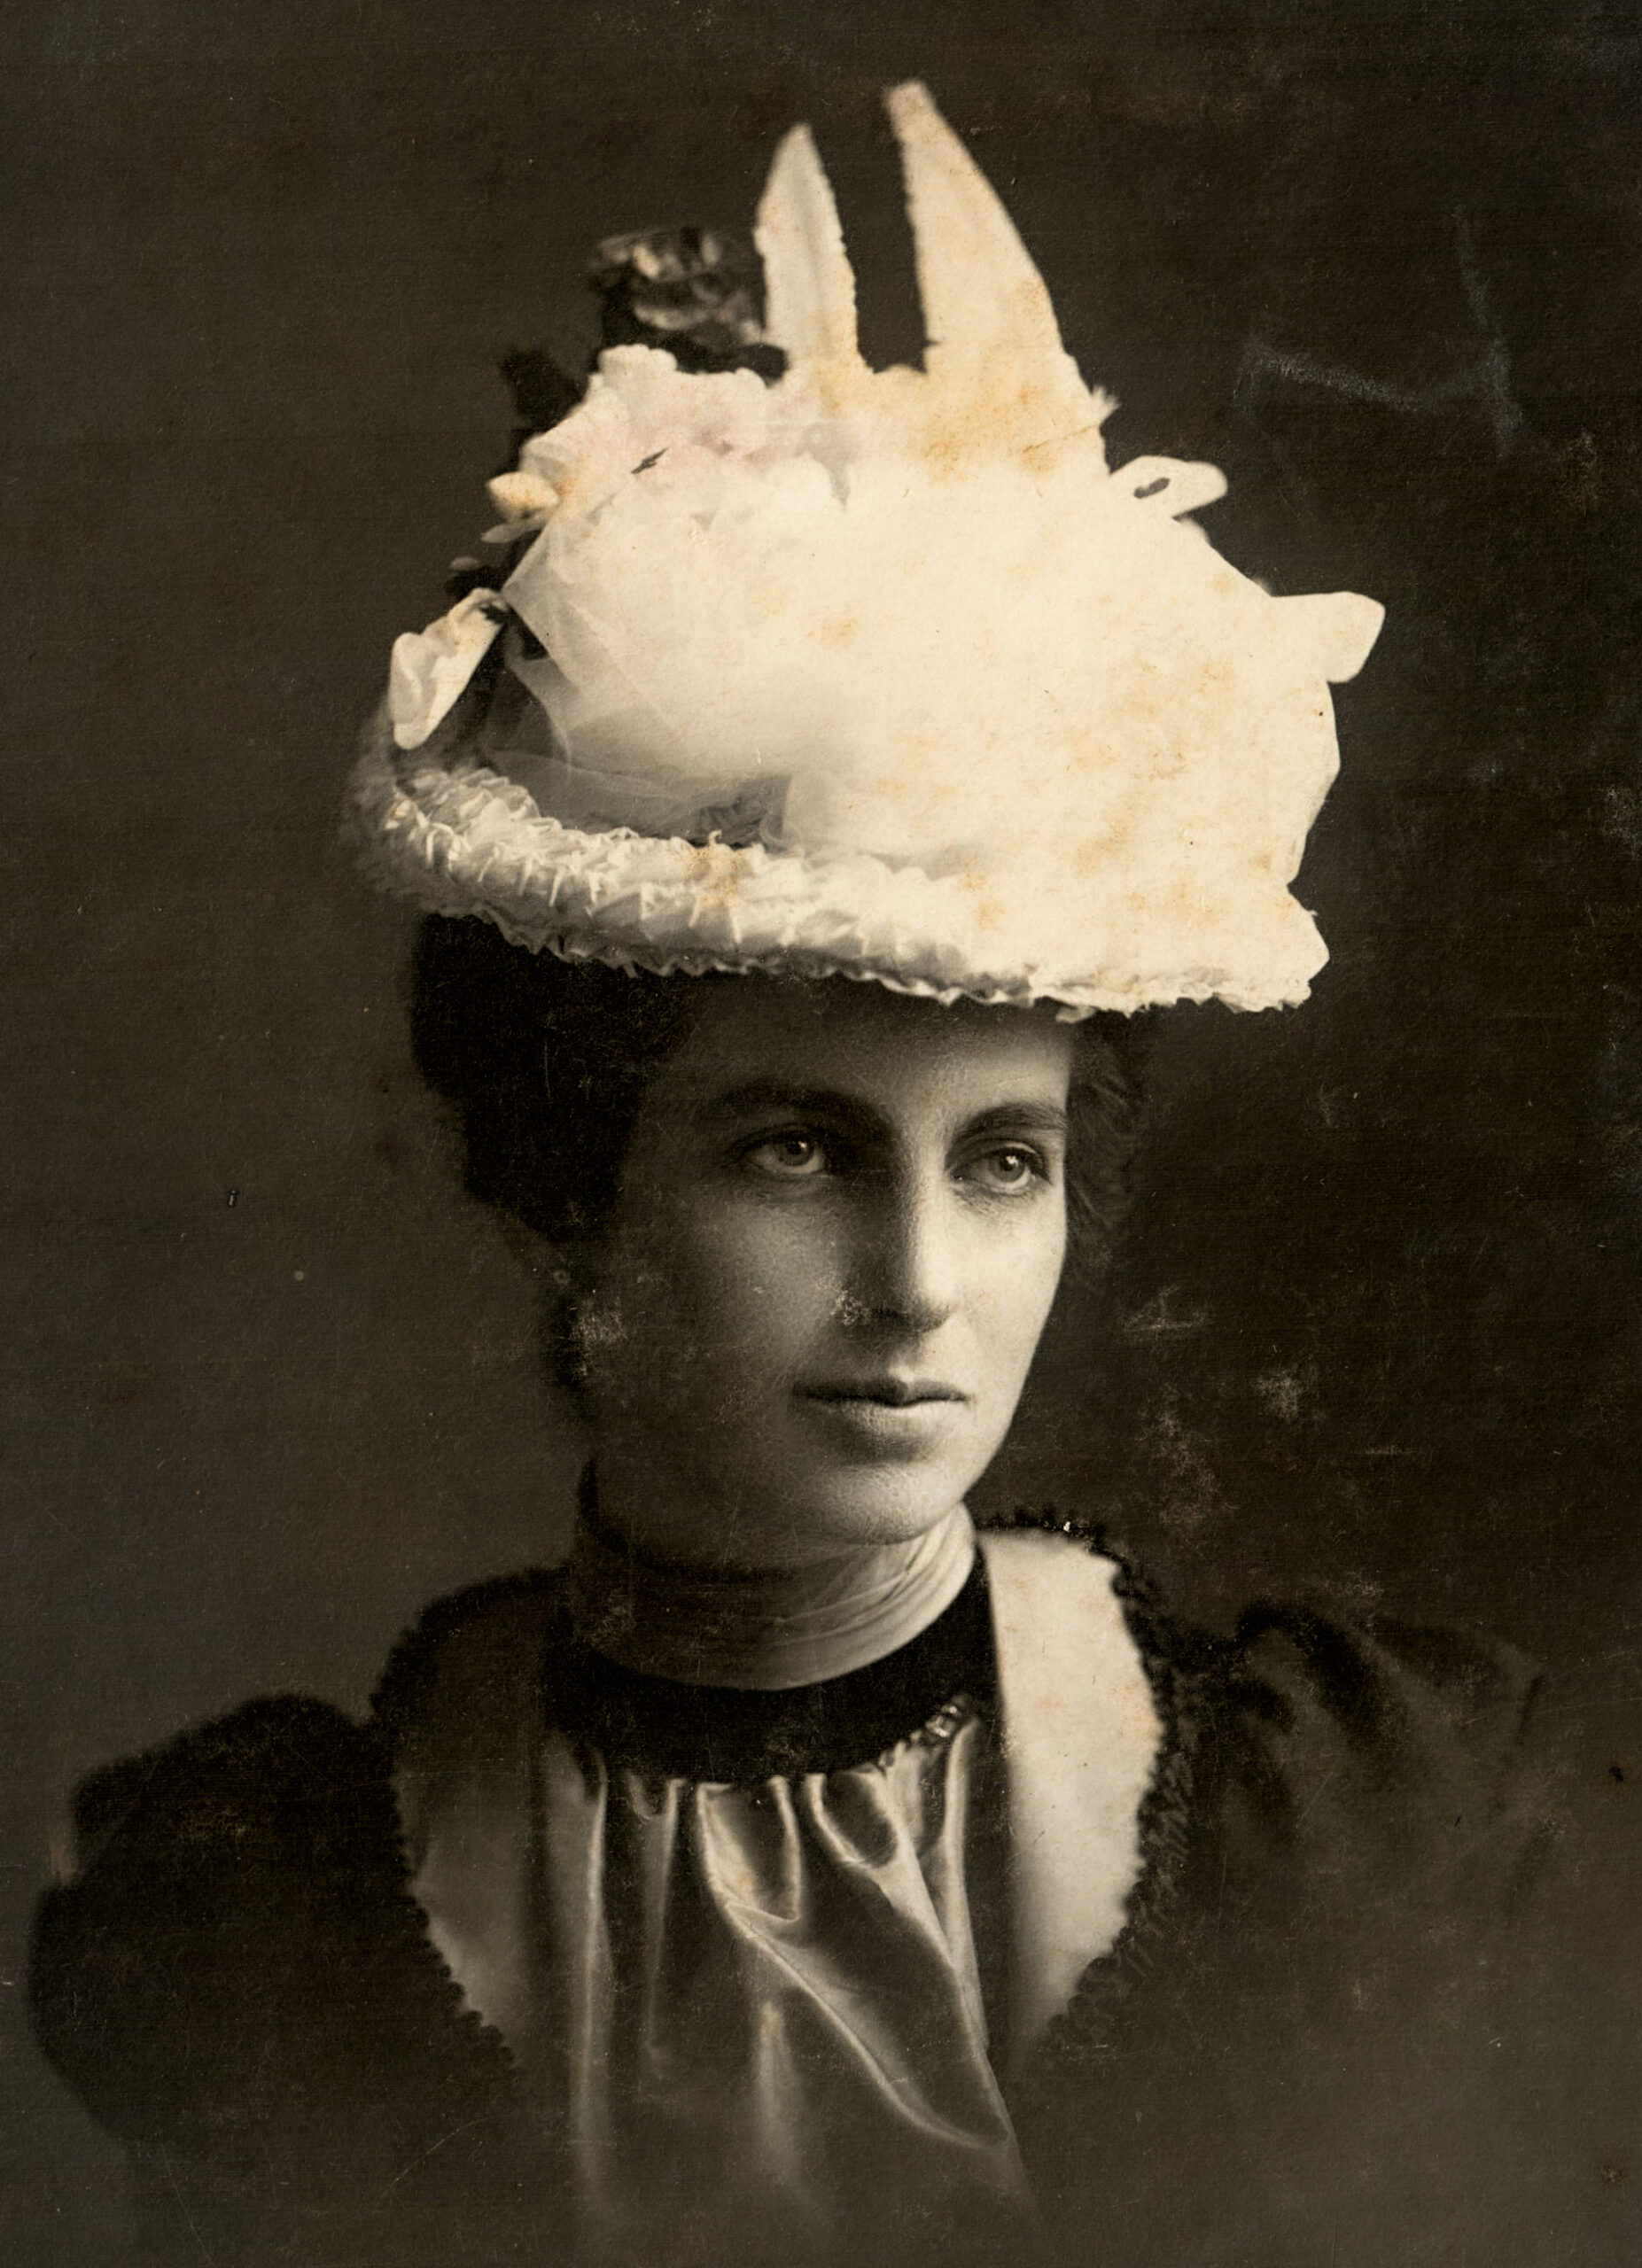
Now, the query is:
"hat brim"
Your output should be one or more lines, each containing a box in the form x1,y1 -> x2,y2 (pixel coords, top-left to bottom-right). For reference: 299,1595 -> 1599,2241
346,707 -> 1323,1019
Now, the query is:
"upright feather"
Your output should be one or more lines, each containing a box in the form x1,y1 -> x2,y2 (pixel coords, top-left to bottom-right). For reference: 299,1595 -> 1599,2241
753,123 -> 862,371
886,79 -> 1100,441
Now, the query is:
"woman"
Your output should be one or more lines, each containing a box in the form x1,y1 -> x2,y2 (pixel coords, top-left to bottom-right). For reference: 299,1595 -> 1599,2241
35,84 -> 1561,2268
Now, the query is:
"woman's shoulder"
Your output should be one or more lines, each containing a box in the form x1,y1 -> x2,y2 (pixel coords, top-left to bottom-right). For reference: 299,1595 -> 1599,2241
1216,1595 -> 1539,1757
370,1565 -> 568,1769
1008,1518 -> 1535,1775
985,1518 -> 1540,1816
1069,1542 -> 1553,2080
1182,1596 -> 1545,1909
31,1683 -> 523,2186
42,1562 -> 572,1910
984,1518 -> 1547,2019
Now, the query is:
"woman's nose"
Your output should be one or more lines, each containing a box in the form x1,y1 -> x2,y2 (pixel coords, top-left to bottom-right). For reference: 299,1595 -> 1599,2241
844,1170 -> 961,1333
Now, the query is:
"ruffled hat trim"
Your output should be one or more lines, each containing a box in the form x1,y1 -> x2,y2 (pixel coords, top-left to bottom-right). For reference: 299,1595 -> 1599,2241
350,706 -> 1333,1017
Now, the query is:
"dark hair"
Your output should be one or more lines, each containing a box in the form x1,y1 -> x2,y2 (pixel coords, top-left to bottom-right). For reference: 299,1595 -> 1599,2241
410,916 -> 1144,1278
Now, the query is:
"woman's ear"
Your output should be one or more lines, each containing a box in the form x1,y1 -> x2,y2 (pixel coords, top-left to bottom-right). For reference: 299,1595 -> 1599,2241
533,1234 -> 612,1414
479,1211 -> 603,1410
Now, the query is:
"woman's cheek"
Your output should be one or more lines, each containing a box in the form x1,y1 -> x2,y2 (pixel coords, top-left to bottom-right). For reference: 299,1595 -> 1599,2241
701,1203 -> 842,1353
979,1206 -> 1065,1362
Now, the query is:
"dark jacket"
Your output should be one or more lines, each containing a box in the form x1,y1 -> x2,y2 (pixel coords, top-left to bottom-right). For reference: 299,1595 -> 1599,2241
31,1534 -> 1632,2267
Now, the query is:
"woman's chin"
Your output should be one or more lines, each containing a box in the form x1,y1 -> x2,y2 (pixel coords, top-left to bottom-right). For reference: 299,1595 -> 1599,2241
736,1452 -> 984,1558
592,1414 -> 1007,1569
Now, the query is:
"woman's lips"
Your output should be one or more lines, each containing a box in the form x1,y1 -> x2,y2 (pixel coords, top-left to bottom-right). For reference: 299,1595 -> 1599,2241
798,1380 -> 969,1458
805,1380 -> 967,1407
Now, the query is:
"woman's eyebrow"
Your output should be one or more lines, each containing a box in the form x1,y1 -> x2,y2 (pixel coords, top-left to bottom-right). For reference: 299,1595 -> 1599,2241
958,1102 -> 1070,1141
705,1082 -> 888,1135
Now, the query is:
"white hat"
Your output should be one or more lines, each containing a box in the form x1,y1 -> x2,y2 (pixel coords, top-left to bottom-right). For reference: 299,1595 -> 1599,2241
348,82 -> 1383,1016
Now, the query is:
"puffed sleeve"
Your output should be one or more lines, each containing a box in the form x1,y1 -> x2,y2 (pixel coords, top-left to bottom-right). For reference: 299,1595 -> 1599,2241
1026,1605 -> 1641,2268
31,1695 -> 545,2266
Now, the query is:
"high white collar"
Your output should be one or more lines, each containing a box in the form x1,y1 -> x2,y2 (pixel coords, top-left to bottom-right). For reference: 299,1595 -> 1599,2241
567,1498 -> 977,1690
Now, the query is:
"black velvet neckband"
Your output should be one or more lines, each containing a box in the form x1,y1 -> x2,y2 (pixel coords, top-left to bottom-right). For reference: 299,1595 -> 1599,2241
543,1553 -> 997,1784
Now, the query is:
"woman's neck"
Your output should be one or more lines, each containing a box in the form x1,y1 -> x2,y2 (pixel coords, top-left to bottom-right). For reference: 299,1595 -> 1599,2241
566,1471 -> 977,1690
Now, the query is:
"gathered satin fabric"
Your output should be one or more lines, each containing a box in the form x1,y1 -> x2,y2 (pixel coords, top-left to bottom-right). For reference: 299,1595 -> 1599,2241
566,1497 -> 977,1689
513,1705 -> 1031,2265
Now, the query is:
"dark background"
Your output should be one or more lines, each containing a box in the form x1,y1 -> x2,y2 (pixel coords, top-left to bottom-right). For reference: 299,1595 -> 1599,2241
4,1 -> 1640,2254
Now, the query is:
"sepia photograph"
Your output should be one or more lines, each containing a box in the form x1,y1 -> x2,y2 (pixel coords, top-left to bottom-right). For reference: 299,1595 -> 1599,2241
5,4 -> 1640,2261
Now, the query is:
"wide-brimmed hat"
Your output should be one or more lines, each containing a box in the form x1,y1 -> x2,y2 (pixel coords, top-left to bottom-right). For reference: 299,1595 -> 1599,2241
348,82 -> 1382,1017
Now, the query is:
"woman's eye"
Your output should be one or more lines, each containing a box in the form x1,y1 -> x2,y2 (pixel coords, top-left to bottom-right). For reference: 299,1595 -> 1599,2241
742,1131 -> 829,1180
962,1145 -> 1047,1194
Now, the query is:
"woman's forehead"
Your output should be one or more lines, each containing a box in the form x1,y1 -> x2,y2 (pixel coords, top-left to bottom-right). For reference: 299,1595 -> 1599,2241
650,976 -> 1075,1120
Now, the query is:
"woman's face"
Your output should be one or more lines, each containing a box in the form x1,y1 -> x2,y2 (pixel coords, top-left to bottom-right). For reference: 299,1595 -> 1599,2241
575,978 -> 1074,1571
